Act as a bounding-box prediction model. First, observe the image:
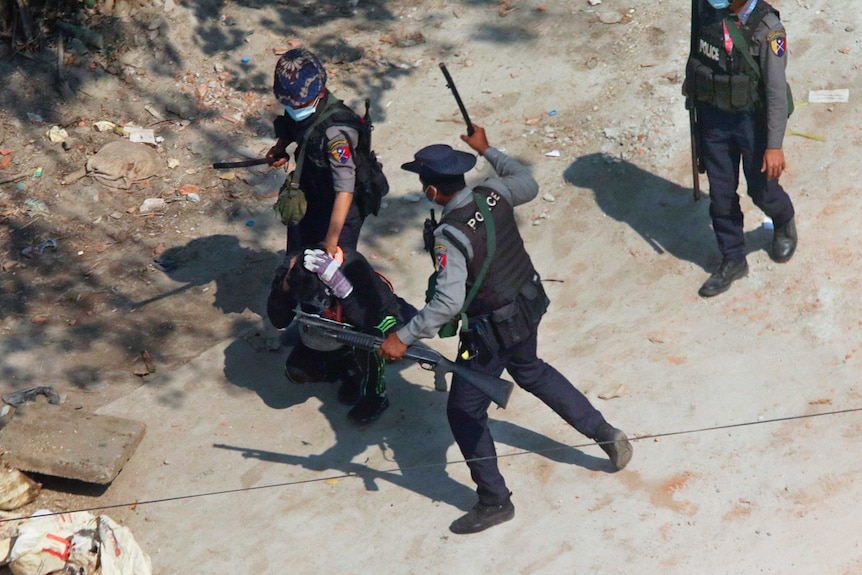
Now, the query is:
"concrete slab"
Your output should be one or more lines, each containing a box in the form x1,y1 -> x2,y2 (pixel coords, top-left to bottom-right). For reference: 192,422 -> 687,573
0,402 -> 145,485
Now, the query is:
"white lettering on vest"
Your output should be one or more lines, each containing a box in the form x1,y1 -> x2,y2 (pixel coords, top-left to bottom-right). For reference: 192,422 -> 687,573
466,191 -> 502,231
699,39 -> 720,62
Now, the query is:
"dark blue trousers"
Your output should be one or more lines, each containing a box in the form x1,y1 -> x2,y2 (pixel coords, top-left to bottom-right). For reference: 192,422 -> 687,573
698,105 -> 794,261
447,326 -> 607,506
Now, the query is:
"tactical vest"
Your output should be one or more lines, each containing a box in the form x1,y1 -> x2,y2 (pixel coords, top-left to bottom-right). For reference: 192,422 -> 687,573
687,1 -> 776,112
296,95 -> 366,207
441,186 -> 534,317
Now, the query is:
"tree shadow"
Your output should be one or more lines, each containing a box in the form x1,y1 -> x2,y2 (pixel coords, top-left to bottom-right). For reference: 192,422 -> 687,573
563,153 -> 775,271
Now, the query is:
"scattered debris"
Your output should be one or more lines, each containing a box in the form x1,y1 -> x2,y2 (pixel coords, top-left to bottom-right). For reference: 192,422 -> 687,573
8,511 -> 152,575
808,89 -> 850,103
86,140 -> 162,189
0,463 -> 41,511
598,384 -> 627,400
2,387 -> 62,407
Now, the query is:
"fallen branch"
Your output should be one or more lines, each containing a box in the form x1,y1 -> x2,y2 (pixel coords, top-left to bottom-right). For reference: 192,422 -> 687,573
0,173 -> 27,185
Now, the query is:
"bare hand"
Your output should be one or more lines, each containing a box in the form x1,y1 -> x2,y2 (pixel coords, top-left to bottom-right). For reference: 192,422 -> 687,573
461,124 -> 490,156
762,148 -> 786,180
379,333 -> 407,362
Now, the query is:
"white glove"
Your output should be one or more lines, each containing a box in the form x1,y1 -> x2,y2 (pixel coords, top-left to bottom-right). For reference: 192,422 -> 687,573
303,249 -> 353,298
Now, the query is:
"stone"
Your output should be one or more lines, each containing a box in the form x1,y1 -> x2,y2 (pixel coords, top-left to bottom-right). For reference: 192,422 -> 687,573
0,402 -> 145,484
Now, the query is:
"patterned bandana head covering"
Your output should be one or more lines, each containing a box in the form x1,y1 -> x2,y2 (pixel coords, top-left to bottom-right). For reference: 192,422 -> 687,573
273,49 -> 327,107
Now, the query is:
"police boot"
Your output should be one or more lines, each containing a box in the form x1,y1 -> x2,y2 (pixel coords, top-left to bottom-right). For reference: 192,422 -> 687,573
449,496 -> 515,535
698,258 -> 748,298
771,217 -> 797,263
593,422 -> 633,471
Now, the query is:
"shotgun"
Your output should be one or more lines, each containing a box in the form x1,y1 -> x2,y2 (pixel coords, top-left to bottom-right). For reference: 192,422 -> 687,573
294,311 -> 513,408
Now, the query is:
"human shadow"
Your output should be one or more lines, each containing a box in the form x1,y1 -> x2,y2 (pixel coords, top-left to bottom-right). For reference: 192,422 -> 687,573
219,335 -> 477,508
564,153 -> 776,271
220,327 -> 615,510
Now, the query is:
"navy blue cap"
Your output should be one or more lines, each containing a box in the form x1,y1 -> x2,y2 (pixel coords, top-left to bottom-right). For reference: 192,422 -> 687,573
401,144 -> 476,179
274,49 -> 327,107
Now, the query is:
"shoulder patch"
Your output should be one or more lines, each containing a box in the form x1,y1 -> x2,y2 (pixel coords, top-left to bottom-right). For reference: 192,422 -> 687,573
435,252 -> 447,273
329,137 -> 351,164
769,34 -> 786,57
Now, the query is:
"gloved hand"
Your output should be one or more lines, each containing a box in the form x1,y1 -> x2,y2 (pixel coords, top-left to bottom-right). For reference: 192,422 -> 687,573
303,248 -> 353,299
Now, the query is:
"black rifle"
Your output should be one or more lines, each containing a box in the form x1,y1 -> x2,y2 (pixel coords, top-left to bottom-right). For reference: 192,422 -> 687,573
687,0 -> 704,202
439,63 -> 475,136
294,311 -> 513,408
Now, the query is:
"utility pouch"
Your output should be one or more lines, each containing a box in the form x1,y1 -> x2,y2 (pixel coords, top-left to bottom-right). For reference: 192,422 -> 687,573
438,314 -> 461,339
490,300 -> 529,349
693,64 -> 715,103
274,171 -> 307,226
518,273 -> 550,327
730,74 -> 755,110
470,315 -> 499,363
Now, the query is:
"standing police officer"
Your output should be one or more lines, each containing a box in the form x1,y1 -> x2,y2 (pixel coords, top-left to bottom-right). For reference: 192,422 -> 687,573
267,49 -> 367,257
380,125 -> 633,535
686,0 -> 797,297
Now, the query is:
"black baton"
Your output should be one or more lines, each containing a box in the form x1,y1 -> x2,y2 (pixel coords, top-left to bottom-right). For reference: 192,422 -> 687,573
212,155 -> 285,169
439,63 -> 475,136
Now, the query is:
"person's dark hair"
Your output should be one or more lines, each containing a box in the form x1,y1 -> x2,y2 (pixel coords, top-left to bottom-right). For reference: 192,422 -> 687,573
421,174 -> 466,196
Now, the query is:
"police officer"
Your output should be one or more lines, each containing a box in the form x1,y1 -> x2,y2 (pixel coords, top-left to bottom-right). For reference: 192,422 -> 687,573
380,125 -> 633,534
686,0 -> 797,297
267,49 -> 367,257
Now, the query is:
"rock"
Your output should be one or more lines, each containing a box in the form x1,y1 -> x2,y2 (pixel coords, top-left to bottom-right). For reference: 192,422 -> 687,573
139,198 -> 167,213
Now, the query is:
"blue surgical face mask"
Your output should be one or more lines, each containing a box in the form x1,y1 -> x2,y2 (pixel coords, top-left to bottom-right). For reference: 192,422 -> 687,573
706,0 -> 730,8
285,95 -> 320,122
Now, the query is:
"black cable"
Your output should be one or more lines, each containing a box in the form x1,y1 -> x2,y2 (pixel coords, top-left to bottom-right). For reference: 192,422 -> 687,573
3,405 -> 859,524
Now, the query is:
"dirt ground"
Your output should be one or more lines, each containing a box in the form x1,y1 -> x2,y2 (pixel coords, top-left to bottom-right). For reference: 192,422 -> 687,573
1,0 -> 861,569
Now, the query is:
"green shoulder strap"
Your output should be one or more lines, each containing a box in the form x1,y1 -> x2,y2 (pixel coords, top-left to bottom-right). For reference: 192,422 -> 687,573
724,17 -> 761,79
455,190 -> 497,330
291,94 -> 344,186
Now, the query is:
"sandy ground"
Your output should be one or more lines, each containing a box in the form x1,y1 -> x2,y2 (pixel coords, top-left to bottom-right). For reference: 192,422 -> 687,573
2,0 -> 862,572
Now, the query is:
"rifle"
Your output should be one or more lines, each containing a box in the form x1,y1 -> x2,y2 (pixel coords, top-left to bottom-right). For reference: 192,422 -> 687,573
687,0 -> 704,202
439,63 -> 475,136
294,311 -> 514,408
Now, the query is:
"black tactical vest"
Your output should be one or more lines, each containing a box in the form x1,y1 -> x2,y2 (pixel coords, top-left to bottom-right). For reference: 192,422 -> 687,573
441,186 -> 534,316
687,1 -> 776,112
287,95 -> 366,208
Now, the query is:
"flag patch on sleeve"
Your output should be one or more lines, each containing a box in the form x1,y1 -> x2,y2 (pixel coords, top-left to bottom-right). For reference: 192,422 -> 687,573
329,138 -> 351,164
769,34 -> 786,57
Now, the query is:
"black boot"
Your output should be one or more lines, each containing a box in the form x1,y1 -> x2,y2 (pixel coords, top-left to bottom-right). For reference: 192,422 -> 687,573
449,497 -> 515,535
698,258 -> 748,298
594,422 -> 633,471
347,394 -> 389,423
771,217 -> 797,263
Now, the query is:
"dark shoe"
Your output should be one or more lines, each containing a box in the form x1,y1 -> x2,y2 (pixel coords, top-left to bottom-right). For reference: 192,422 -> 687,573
771,217 -> 797,263
449,499 -> 515,535
347,395 -> 389,423
284,362 -> 325,384
337,379 -> 361,405
698,258 -> 748,298
594,422 -> 633,471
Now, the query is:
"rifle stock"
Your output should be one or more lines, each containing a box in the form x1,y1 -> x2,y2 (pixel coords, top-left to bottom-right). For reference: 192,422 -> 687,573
295,312 -> 513,408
